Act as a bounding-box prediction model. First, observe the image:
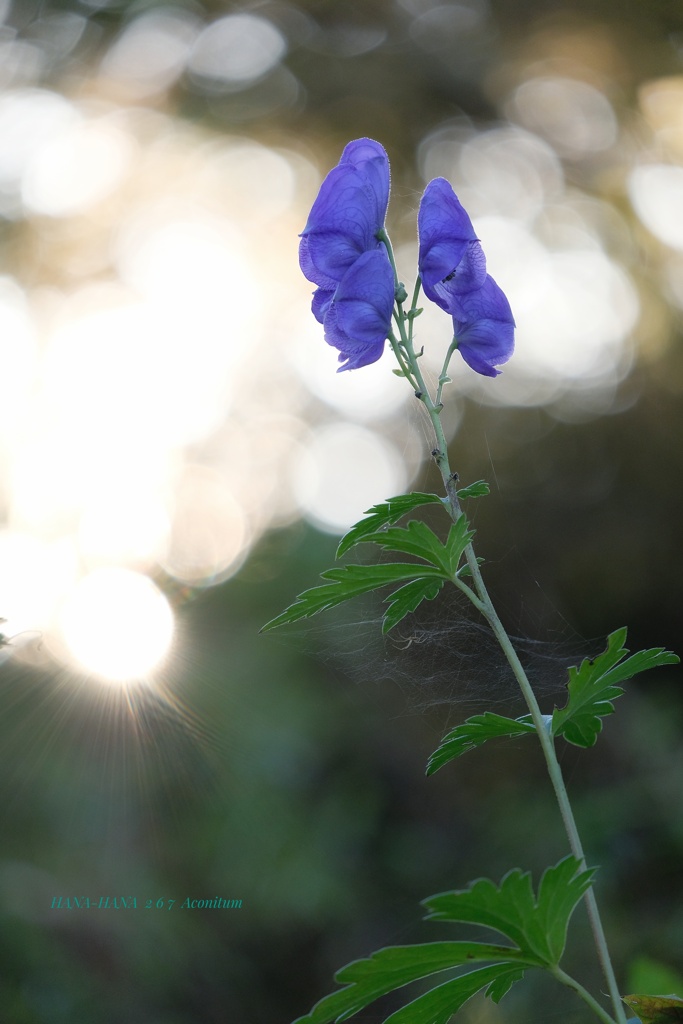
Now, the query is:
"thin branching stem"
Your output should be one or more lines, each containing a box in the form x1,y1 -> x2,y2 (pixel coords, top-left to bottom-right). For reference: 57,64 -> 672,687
551,967 -> 620,1024
382,232 -> 628,1024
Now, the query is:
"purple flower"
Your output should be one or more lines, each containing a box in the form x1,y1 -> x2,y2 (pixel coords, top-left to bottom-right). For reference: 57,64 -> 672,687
323,249 -> 395,371
417,177 -> 487,316
299,139 -> 394,370
452,275 -> 515,377
299,138 -> 390,295
418,177 -> 515,376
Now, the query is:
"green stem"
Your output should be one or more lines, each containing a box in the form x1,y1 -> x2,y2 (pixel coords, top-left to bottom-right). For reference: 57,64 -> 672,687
421,361 -> 626,1024
552,966 -> 620,1024
378,227 -> 399,282
388,331 -> 418,389
435,338 -> 458,408
409,274 -> 422,317
382,232 -> 628,1024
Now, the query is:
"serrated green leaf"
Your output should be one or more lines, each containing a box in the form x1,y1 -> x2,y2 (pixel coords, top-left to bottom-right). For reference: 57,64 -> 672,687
457,480 -> 490,500
359,518 -> 474,580
336,493 -> 445,558
382,964 -> 527,1024
292,942 -> 536,1024
382,577 -> 444,634
261,563 -> 444,632
291,859 -> 593,1023
426,713 -> 536,774
534,855 -> 596,962
623,994 -> 683,1024
456,557 -> 484,579
423,856 -> 595,967
598,644 -> 680,688
362,520 -> 456,574
443,517 -> 476,576
486,967 -> 526,1003
552,629 -> 680,748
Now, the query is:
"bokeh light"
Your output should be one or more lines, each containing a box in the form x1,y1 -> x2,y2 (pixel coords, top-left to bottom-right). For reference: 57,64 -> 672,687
629,164 -> 683,251
291,423 -> 407,533
59,568 -> 174,683
99,9 -> 200,99
188,14 -> 287,88
507,76 -> 618,159
0,1 -> 678,683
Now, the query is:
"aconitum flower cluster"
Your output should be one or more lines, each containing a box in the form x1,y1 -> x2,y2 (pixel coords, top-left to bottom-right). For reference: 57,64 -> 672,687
299,138 -> 395,371
417,178 -> 515,377
299,138 -> 515,377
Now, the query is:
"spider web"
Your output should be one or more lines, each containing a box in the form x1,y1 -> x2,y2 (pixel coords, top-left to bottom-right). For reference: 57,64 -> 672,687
267,585 -> 596,720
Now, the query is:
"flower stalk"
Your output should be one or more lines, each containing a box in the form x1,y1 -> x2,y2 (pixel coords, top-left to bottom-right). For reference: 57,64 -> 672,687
382,228 -> 629,1024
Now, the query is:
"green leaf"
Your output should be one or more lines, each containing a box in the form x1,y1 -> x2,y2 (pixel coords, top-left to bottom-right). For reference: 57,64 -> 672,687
292,942 -> 535,1024
456,557 -> 484,579
423,856 -> 595,967
362,520 -> 457,574
443,517 -> 476,576
382,577 -> 444,634
336,493 -> 445,558
361,518 -> 474,578
486,967 -> 527,1002
426,713 -> 536,774
552,628 -> 680,748
291,861 -> 588,1024
382,965 -> 527,1024
534,856 -> 596,963
623,994 -> 683,1024
261,563 -> 445,632
457,480 -> 490,500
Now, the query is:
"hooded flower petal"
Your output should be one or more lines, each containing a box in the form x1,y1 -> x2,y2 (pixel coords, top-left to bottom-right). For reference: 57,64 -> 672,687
418,177 -> 487,313
451,275 -> 515,377
299,138 -> 390,288
323,249 -> 394,371
339,138 -> 390,228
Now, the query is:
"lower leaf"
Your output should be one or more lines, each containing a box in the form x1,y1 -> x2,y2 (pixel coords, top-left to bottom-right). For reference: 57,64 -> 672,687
381,964 -> 528,1024
292,942 -> 534,1024
426,713 -> 535,774
382,577 -> 444,633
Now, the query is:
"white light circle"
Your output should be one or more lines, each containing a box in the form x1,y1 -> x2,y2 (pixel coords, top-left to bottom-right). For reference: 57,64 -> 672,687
100,10 -> 199,97
60,568 -> 174,683
291,423 -> 407,533
22,118 -> 135,216
188,14 -> 286,86
509,77 -> 618,159
629,164 -> 683,251
288,311 -> 410,422
0,89 -> 78,193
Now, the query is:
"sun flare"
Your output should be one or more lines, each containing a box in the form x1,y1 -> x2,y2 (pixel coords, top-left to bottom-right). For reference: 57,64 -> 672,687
59,568 -> 174,684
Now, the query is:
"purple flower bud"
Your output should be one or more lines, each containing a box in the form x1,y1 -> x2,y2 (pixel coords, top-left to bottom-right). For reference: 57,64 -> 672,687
299,138 -> 390,289
418,178 -> 487,314
322,249 -> 395,371
451,275 -> 515,377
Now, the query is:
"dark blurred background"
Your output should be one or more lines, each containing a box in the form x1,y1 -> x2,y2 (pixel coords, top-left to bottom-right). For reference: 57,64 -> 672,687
0,0 -> 682,1021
